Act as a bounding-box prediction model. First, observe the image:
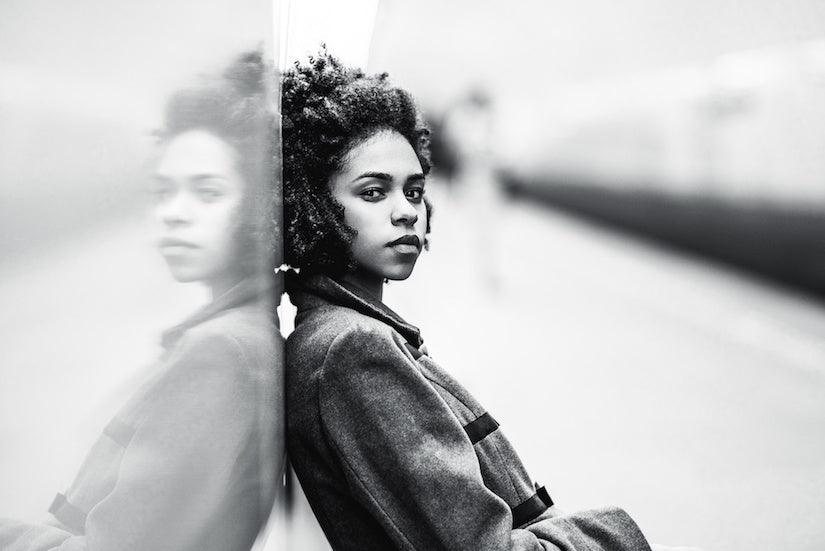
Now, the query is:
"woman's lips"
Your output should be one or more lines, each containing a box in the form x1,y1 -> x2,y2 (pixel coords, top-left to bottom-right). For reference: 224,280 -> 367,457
387,235 -> 421,255
386,235 -> 421,250
158,237 -> 199,255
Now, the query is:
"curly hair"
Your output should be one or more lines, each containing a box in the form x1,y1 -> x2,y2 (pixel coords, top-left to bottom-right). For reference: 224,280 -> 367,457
158,50 -> 281,275
281,47 -> 431,276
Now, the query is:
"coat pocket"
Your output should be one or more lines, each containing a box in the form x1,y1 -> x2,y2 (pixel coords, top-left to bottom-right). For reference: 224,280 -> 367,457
409,348 -> 551,525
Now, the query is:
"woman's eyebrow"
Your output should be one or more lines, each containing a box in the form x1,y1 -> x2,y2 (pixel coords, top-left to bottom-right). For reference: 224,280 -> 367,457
352,171 -> 392,182
152,173 -> 227,182
191,173 -> 228,182
351,171 -> 425,184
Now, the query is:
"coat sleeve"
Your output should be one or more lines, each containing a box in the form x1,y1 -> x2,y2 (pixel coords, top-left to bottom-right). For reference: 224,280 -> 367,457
317,326 -> 651,551
0,330 -> 280,551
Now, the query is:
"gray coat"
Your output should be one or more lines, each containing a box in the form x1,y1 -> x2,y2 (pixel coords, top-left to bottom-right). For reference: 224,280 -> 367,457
286,274 -> 652,551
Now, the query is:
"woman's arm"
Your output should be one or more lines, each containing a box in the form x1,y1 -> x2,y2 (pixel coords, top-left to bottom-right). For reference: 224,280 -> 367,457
1,330 -> 280,551
318,326 -> 651,551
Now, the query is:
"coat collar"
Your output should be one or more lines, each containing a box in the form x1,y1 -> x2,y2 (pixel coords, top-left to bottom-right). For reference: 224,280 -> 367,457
161,274 -> 280,350
287,272 -> 424,349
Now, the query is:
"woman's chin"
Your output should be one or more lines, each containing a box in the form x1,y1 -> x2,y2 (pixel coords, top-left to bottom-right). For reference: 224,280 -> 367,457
385,263 -> 417,281
164,264 -> 206,284
354,258 -> 418,284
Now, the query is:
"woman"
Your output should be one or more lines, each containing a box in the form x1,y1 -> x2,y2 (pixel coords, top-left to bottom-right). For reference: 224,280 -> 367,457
282,51 -> 661,551
0,51 -> 283,551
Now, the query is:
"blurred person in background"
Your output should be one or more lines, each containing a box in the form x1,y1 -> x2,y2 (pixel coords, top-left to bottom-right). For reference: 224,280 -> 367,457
439,88 -> 506,292
281,49 -> 696,551
0,51 -> 283,551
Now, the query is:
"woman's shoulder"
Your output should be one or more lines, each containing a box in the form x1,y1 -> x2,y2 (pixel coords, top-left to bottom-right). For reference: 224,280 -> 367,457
187,303 -> 278,347
286,303 -> 419,395
288,302 -> 398,354
167,304 -> 281,381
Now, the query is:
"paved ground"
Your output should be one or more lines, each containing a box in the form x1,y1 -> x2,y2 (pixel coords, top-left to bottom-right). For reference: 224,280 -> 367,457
2,184 -> 824,550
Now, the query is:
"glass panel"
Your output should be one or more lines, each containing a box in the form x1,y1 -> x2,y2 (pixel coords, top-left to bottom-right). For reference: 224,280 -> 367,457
0,1 -> 284,549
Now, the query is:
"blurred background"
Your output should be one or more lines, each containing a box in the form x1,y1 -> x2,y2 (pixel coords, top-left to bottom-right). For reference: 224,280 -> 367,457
0,0 -> 284,548
285,1 -> 825,550
376,1 -> 825,550
3,0 -> 825,550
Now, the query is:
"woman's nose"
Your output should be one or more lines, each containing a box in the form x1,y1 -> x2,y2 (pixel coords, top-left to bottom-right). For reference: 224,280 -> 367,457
390,192 -> 419,226
157,190 -> 194,227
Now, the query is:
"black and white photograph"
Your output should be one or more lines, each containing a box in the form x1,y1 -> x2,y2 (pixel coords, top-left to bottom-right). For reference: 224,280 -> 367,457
2,1 -> 824,550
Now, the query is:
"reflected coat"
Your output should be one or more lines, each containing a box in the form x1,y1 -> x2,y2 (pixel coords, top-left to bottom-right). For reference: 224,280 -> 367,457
0,277 -> 284,551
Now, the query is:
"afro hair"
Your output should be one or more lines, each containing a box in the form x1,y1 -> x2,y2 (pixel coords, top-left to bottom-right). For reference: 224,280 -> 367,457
159,50 -> 281,275
281,47 -> 431,276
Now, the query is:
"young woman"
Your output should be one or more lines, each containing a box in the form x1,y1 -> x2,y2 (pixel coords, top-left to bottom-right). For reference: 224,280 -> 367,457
0,52 -> 283,551
282,51 -> 658,551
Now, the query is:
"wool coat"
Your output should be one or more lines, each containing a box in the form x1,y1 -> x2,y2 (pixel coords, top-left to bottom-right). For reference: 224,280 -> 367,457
286,274 -> 652,551
0,276 -> 284,551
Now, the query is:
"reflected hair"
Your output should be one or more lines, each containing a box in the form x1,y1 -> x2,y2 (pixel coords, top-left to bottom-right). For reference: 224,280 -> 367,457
158,50 -> 281,274
281,47 -> 432,276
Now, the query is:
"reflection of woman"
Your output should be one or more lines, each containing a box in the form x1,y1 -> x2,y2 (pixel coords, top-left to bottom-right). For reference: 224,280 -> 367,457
0,52 -> 282,551
282,52 -> 653,550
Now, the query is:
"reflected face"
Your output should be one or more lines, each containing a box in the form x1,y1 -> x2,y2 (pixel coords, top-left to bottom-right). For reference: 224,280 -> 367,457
152,129 -> 245,288
330,130 -> 427,281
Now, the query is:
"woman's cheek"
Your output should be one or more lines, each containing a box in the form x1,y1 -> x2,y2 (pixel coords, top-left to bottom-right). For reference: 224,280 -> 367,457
206,201 -> 242,262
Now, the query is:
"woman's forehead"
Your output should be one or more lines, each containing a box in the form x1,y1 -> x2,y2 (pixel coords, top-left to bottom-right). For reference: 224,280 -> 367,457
156,129 -> 241,179
340,130 -> 422,177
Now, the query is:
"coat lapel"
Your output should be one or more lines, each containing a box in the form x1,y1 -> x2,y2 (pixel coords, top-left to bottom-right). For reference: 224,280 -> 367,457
161,274 -> 278,349
287,273 -> 424,349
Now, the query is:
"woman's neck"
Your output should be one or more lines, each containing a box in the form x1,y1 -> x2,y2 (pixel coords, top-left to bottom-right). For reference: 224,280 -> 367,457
207,272 -> 246,302
341,268 -> 384,302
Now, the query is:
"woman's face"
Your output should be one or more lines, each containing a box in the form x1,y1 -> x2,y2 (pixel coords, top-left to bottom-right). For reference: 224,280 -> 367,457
330,129 -> 427,281
151,129 -> 246,292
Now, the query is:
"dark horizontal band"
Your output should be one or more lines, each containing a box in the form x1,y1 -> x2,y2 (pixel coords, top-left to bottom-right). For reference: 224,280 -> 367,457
104,417 -> 136,447
511,486 -> 554,528
49,493 -> 87,534
404,342 -> 423,360
463,412 -> 499,445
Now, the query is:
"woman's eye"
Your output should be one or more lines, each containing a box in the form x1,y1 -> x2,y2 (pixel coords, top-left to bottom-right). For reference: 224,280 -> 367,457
196,186 -> 225,202
406,188 -> 425,202
360,188 -> 385,201
150,184 -> 174,202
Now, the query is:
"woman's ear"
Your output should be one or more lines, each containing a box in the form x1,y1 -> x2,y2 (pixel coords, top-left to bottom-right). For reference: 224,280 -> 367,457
423,195 -> 433,251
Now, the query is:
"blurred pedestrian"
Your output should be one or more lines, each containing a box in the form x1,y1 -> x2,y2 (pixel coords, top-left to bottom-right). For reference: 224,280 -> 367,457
441,88 -> 506,293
